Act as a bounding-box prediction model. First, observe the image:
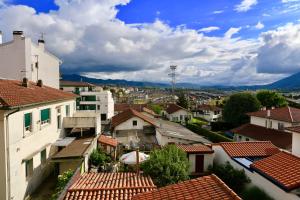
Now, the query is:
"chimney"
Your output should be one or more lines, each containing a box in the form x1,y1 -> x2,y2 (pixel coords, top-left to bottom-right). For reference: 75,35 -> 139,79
22,77 -> 29,87
38,39 -> 45,50
37,79 -> 43,87
267,110 -> 271,117
13,31 -> 24,41
0,31 -> 2,44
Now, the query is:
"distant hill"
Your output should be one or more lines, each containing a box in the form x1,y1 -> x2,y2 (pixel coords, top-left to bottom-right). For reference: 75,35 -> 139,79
61,72 -> 300,91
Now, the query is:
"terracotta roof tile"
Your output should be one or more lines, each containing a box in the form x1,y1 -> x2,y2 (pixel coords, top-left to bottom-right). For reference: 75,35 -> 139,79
132,174 -> 241,200
231,123 -> 292,150
251,152 -> 300,191
64,172 -> 156,200
98,135 -> 118,147
115,104 -> 147,113
220,141 -> 280,158
60,80 -> 95,87
247,106 -> 300,123
0,79 -> 77,108
176,144 -> 214,154
165,104 -> 187,114
111,108 -> 156,128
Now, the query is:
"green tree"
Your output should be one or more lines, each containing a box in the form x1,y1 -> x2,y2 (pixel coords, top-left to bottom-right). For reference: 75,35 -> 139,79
241,186 -> 274,200
208,162 -> 250,193
177,92 -> 188,109
256,90 -> 287,109
223,92 -> 260,126
149,104 -> 162,115
89,149 -> 110,166
51,169 -> 74,200
141,145 -> 190,187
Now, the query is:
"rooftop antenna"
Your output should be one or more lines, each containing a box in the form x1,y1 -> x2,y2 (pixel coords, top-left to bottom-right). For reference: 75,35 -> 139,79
169,65 -> 177,96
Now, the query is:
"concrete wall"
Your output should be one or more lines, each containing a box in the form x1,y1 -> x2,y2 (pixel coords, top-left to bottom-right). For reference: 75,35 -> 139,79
292,133 -> 300,157
0,34 -> 60,89
114,117 -> 150,131
3,99 -> 75,200
250,116 -> 292,130
188,153 -> 214,173
212,145 -> 299,200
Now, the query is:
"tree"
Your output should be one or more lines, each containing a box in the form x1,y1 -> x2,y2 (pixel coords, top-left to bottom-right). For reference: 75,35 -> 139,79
89,149 -> 110,167
149,104 -> 162,115
51,169 -> 74,199
141,145 -> 190,187
177,92 -> 188,109
241,186 -> 274,200
223,93 -> 260,126
256,90 -> 287,109
208,162 -> 250,193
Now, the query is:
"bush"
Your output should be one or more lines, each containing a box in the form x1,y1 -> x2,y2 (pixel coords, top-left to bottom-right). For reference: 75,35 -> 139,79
211,121 -> 234,132
141,145 -> 190,187
51,169 -> 74,200
241,186 -> 274,200
90,149 -> 110,166
186,123 -> 233,143
208,162 -> 250,193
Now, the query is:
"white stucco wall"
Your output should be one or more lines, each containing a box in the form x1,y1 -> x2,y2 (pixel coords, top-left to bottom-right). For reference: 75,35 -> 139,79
2,99 -> 75,200
212,145 -> 300,200
0,35 -> 60,89
168,110 -> 191,123
193,111 -> 222,122
292,133 -> 300,157
188,153 -> 214,173
114,117 -> 150,131
250,116 -> 292,130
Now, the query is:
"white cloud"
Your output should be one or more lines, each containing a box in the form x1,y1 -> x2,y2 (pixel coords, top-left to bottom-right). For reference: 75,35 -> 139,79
213,10 -> 224,14
224,27 -> 242,39
198,26 -> 220,33
235,0 -> 257,12
255,21 -> 264,29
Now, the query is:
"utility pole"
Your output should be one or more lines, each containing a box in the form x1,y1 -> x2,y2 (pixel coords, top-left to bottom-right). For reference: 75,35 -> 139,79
169,65 -> 177,98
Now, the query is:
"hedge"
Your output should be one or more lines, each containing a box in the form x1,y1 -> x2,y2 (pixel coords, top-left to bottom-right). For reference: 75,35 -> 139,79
186,123 -> 233,143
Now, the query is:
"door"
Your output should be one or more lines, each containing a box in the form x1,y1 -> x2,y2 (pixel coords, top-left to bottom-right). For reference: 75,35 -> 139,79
195,155 -> 204,173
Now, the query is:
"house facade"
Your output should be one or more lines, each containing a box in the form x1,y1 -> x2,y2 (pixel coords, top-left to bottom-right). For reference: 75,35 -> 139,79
193,104 -> 222,122
164,104 -> 191,124
0,79 -> 77,200
0,31 -> 60,89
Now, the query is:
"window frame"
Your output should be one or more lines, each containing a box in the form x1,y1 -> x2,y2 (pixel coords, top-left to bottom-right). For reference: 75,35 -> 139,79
132,120 -> 138,126
40,108 -> 51,125
25,158 -> 33,179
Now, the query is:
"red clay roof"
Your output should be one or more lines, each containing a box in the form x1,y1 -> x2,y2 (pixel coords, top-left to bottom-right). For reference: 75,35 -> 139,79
176,144 -> 214,154
197,104 -> 222,111
98,135 -> 118,147
64,172 -> 156,200
60,80 -> 94,87
115,104 -> 147,112
251,152 -> 300,191
219,141 -> 280,158
132,174 -> 241,200
0,79 -> 77,108
165,104 -> 187,114
111,108 -> 156,128
231,123 -> 292,150
247,106 -> 300,123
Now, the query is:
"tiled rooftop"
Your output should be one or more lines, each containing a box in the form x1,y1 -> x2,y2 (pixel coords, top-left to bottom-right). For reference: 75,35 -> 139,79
132,174 -> 241,200
220,141 -> 280,158
115,103 -> 147,113
231,123 -> 292,150
98,135 -> 118,147
176,144 -> 214,154
64,172 -> 156,200
247,106 -> 300,123
111,108 -> 156,128
0,79 -> 77,108
165,104 -> 187,114
251,151 -> 300,191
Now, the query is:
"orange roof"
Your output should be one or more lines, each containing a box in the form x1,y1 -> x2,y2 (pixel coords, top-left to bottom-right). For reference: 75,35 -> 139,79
220,141 -> 280,158
98,135 -> 118,147
64,172 -> 156,200
132,174 -> 241,200
111,108 -> 156,128
176,144 -> 214,154
165,104 -> 187,114
251,152 -> 300,191
247,107 -> 300,123
0,79 -> 77,108
115,103 -> 147,112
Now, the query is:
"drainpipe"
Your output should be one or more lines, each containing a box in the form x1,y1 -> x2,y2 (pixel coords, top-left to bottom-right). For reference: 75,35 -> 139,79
5,108 -> 19,200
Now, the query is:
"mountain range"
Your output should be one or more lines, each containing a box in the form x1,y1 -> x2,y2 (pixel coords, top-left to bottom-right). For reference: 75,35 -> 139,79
61,72 -> 300,90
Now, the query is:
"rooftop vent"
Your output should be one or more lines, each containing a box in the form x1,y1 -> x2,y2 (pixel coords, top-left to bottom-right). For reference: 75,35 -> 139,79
22,77 -> 29,87
37,79 -> 43,87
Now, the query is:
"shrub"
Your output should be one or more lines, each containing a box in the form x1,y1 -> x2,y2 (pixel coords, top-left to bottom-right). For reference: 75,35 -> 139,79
210,121 -> 234,132
186,123 -> 233,143
208,162 -> 250,193
51,169 -> 74,200
141,145 -> 190,187
90,149 -> 110,166
241,186 -> 274,200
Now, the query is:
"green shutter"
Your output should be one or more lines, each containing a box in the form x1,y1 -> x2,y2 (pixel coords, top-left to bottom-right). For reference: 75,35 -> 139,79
24,113 -> 31,127
41,109 -> 50,122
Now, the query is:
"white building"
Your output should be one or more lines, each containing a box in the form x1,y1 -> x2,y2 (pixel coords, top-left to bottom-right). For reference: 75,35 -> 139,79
193,104 -> 222,122
212,141 -> 300,200
164,104 -> 192,124
0,31 -> 61,89
0,78 -> 77,200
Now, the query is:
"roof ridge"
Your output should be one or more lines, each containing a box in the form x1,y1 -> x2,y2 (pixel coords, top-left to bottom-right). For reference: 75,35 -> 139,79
287,106 -> 294,122
210,174 -> 241,200
68,185 -> 157,192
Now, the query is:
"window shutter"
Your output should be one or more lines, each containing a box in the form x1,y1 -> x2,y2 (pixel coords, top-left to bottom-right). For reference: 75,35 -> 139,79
24,113 -> 31,127
41,109 -> 50,121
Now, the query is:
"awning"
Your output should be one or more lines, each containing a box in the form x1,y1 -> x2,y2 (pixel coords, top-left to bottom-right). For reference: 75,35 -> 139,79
53,137 -> 76,147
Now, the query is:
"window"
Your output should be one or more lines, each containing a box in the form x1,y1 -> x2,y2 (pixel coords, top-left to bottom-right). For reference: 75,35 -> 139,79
41,149 -> 46,165
25,158 -> 33,178
66,105 -> 70,117
101,114 -> 107,121
40,108 -> 50,125
246,138 -> 250,141
57,115 -> 61,129
133,120 -> 137,126
97,105 -> 100,110
24,113 -> 32,132
265,120 -> 268,128
278,123 -> 285,130
269,121 -> 272,129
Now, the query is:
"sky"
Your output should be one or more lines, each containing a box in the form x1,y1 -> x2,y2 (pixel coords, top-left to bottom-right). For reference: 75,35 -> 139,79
1,0 -> 300,86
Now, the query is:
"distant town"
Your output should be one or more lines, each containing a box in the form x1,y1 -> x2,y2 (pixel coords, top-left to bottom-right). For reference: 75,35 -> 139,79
0,30 -> 299,200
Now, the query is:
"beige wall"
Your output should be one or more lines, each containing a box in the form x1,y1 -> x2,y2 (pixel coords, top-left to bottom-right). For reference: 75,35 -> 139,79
250,116 -> 292,130
114,117 -> 151,131
188,153 -> 214,173
213,145 -> 299,200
